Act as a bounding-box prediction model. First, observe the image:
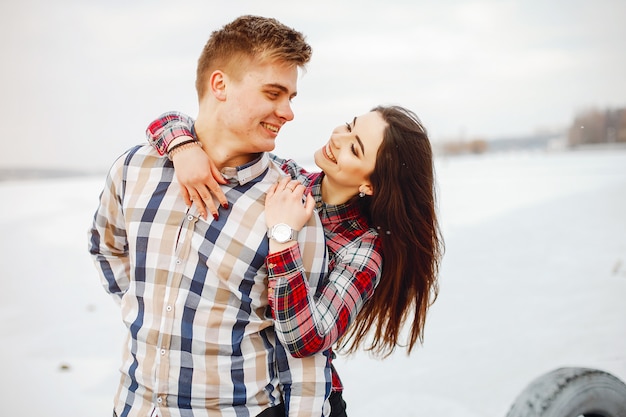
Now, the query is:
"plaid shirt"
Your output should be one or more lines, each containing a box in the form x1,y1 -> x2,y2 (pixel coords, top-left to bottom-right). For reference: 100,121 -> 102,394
266,158 -> 382,393
89,144 -> 330,417
146,113 -> 382,395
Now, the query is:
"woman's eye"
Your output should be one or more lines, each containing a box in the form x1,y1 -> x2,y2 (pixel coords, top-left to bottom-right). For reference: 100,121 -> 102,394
345,122 -> 352,132
351,143 -> 358,156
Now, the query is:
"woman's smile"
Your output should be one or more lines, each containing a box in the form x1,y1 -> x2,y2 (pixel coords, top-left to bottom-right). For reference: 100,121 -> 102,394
322,142 -> 337,163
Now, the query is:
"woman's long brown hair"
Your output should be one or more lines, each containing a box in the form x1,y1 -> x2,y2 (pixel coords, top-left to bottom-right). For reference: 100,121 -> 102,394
339,105 -> 443,357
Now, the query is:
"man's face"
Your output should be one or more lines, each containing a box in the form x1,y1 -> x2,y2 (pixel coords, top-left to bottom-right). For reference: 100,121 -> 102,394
219,61 -> 299,155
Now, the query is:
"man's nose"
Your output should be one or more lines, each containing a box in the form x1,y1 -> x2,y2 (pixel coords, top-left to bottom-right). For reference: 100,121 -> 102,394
276,99 -> 294,122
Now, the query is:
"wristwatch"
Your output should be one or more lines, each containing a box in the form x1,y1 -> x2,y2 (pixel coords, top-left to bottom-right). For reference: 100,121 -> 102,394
267,223 -> 298,243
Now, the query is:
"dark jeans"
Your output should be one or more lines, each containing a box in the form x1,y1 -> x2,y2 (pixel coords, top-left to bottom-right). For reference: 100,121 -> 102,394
256,391 -> 348,417
329,391 -> 348,417
256,402 -> 286,417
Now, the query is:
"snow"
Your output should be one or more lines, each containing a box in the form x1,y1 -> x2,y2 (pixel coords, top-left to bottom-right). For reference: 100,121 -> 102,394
1,148 -> 625,416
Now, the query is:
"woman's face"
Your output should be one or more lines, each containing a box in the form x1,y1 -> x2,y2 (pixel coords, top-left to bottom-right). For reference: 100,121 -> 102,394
314,110 -> 386,196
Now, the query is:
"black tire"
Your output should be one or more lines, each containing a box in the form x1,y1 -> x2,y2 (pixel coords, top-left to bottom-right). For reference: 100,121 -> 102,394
506,367 -> 626,417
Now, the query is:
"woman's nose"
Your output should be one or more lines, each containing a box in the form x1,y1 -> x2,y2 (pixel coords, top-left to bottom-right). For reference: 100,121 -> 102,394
331,133 -> 350,147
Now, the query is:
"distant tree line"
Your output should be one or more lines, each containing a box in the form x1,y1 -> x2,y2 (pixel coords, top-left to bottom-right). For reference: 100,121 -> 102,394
438,138 -> 489,155
568,107 -> 626,146
435,106 -> 626,156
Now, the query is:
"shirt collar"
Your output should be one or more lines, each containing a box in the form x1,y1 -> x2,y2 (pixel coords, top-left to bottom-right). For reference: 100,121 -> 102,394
220,153 -> 270,186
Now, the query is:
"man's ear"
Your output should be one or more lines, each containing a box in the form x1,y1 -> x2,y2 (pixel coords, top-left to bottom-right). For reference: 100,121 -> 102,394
209,70 -> 227,101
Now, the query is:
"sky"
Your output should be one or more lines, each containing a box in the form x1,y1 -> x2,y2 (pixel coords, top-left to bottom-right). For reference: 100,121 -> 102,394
1,0 -> 625,172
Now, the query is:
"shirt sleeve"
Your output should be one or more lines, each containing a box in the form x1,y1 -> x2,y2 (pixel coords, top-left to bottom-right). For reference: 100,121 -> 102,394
268,197 -> 331,416
146,111 -> 195,156
267,232 -> 382,358
88,150 -> 134,301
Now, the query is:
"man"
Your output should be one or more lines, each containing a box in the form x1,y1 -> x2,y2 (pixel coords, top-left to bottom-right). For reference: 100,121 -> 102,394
89,16 -> 329,417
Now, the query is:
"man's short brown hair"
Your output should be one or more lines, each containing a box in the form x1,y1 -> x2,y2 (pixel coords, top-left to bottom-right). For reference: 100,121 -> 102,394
196,15 -> 312,99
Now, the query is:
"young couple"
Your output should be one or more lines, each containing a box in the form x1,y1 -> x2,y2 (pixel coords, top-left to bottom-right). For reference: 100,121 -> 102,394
89,14 -> 442,417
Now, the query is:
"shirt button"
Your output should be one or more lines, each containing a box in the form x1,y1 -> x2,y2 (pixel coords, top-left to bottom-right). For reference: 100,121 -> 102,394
157,397 -> 163,404
160,349 -> 166,355
187,215 -> 194,221
176,259 -> 181,265
166,305 -> 172,312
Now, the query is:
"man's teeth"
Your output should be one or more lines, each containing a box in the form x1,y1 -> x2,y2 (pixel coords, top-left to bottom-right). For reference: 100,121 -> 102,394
262,123 -> 279,133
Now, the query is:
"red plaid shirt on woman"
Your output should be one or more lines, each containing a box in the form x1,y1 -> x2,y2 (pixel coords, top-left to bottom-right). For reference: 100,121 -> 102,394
266,157 -> 382,393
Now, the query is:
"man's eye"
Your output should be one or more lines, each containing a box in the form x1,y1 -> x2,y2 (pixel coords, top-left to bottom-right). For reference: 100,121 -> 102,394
345,122 -> 352,132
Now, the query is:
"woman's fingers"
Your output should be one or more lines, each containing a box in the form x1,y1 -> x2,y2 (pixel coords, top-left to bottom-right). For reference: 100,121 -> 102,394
209,161 -> 229,209
201,192 -> 219,221
267,177 -> 308,206
189,186 -> 221,221
266,181 -> 279,200
303,192 -> 315,217
293,183 -> 306,195
171,143 -> 229,220
181,187 -> 193,208
188,189 -> 208,220
277,177 -> 291,190
285,179 -> 301,192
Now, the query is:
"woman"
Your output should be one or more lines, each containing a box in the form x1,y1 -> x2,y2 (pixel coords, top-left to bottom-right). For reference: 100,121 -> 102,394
146,105 -> 443,416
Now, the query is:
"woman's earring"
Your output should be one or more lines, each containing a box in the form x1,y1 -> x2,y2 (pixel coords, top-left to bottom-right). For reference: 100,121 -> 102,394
359,191 -> 365,198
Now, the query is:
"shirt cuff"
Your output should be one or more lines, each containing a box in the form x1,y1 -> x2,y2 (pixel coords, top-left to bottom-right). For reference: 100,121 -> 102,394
146,112 -> 195,156
266,244 -> 304,278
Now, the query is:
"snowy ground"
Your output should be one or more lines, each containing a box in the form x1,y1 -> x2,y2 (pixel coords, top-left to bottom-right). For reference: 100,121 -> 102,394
1,147 -> 625,416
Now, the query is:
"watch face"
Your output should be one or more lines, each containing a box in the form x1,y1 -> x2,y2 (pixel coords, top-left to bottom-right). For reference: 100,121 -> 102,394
273,224 -> 291,243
